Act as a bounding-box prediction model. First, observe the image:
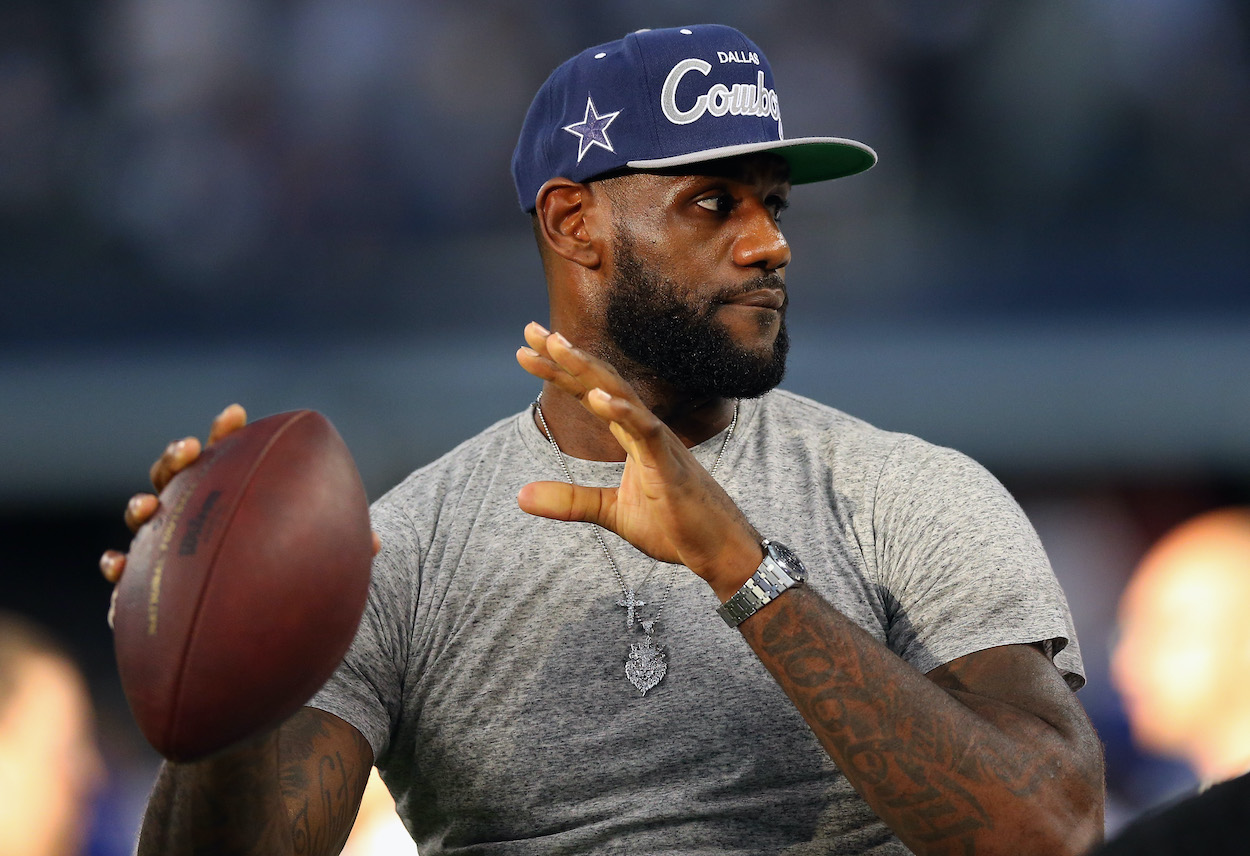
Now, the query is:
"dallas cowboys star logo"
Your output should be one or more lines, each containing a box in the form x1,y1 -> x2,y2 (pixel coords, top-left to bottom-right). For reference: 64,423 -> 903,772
563,95 -> 620,163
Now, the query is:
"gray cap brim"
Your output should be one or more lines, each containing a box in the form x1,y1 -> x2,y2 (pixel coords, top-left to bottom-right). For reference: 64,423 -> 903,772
626,136 -> 877,184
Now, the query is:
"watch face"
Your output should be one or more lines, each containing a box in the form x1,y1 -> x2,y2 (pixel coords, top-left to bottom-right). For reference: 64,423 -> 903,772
763,539 -> 806,580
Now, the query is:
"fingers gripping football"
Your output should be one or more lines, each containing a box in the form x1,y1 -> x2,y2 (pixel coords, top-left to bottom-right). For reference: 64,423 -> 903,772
99,405 -> 249,587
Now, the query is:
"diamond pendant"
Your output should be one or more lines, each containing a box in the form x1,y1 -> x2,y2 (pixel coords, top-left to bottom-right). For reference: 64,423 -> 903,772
625,634 -> 667,695
616,590 -> 647,628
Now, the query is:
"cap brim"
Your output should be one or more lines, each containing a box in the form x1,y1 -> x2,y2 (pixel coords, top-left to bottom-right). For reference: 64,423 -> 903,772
626,136 -> 877,184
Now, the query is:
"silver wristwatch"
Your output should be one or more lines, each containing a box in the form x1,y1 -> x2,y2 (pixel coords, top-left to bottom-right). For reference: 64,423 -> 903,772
716,539 -> 807,627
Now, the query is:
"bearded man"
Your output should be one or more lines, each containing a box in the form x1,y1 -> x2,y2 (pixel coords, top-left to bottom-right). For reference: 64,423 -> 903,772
102,24 -> 1104,856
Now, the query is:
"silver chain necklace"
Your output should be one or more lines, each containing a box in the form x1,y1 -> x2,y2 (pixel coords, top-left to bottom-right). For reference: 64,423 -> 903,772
533,393 -> 739,695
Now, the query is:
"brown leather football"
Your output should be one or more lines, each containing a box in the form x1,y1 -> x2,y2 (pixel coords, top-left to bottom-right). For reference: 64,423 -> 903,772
113,410 -> 372,761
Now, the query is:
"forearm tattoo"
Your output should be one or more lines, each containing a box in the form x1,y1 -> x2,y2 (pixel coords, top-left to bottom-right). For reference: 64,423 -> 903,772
140,744 -> 292,854
741,588 -> 1072,854
139,711 -> 371,856
281,711 -> 372,855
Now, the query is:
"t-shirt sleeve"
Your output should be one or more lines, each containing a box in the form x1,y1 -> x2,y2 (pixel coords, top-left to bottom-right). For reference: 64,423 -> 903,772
307,500 -> 421,760
871,436 -> 1084,689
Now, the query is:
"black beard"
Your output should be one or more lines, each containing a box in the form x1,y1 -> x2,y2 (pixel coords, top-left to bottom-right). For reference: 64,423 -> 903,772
603,230 -> 789,399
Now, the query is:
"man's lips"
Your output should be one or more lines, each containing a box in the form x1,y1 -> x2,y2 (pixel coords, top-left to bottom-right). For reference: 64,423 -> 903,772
721,288 -> 786,310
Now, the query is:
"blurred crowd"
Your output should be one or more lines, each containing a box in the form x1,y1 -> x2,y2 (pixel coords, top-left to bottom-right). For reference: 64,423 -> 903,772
2,0 -> 1248,347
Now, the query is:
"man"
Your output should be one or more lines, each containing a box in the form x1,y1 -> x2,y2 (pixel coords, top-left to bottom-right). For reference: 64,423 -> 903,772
1093,507 -> 1250,854
101,25 -> 1103,855
0,611 -> 104,856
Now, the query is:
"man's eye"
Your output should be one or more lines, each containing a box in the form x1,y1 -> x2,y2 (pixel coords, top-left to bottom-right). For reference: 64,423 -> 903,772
696,195 -> 734,214
769,198 -> 790,221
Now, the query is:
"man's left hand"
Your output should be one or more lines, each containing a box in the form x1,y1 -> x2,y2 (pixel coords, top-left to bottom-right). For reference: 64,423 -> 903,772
515,322 -> 760,599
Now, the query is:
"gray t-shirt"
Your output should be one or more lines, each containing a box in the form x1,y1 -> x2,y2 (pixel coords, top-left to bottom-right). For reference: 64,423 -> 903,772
310,389 -> 1083,854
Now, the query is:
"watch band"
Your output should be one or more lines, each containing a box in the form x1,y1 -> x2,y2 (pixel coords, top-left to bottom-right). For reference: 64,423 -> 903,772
716,539 -> 806,627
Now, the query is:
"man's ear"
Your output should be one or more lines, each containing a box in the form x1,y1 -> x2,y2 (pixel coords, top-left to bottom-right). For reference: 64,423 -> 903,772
535,178 -> 607,269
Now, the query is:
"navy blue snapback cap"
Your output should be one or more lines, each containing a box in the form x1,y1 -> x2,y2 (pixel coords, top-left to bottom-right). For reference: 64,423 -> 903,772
511,24 -> 877,212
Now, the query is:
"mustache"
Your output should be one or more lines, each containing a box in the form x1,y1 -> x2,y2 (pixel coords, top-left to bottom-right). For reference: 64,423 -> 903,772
714,272 -> 788,305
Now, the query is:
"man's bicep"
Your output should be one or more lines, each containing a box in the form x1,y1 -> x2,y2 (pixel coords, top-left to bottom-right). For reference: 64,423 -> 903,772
277,707 -> 375,856
927,643 -> 1103,763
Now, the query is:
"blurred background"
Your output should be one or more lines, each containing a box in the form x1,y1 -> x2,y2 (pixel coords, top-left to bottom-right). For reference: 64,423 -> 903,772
2,0 -> 1247,851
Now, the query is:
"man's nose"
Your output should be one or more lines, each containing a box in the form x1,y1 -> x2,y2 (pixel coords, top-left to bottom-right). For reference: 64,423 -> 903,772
733,200 -> 791,272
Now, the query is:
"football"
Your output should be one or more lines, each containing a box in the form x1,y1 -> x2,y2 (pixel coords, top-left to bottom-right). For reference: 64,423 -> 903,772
112,409 -> 373,761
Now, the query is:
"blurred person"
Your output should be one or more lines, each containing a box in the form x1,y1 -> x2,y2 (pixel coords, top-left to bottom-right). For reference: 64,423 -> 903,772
1112,507 -> 1250,784
1092,507 -> 1250,853
101,25 -> 1103,855
0,611 -> 105,856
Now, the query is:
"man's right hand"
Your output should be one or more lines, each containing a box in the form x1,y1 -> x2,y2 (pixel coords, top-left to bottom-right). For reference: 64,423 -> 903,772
97,402 -> 376,855
99,404 -> 249,587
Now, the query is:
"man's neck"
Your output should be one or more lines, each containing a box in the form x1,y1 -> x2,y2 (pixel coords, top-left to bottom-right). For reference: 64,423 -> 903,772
534,382 -> 737,462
